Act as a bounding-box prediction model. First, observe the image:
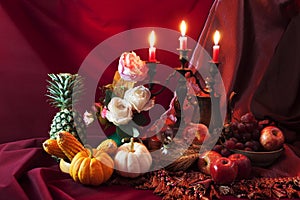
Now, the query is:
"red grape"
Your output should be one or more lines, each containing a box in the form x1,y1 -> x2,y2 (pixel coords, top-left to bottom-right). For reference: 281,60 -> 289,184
252,130 -> 260,140
237,123 -> 246,133
244,147 -> 253,151
229,137 -> 238,143
252,140 -> 262,151
241,133 -> 252,142
212,144 -> 223,153
230,121 -> 238,131
221,148 -> 232,157
224,140 -> 236,150
235,142 -> 245,150
245,123 -> 255,133
240,112 -> 255,123
233,132 -> 242,141
244,141 -> 255,149
257,124 -> 264,131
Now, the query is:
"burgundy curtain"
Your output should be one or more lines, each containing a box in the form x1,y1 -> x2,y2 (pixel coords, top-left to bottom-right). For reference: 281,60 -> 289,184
1,1 -> 300,199
194,0 -> 300,142
0,0 -> 212,144
251,10 -> 300,143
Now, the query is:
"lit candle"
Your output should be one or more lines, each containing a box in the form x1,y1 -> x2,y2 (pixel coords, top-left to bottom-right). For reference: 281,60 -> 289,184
148,30 -> 156,62
179,20 -> 187,50
212,30 -> 220,62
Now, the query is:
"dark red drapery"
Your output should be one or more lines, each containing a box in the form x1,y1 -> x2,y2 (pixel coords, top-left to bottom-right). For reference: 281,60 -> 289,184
0,0 -> 212,144
0,0 -> 300,199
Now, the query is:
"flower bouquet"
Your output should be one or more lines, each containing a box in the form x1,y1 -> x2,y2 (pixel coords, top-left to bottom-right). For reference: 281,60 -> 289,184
91,51 -> 155,144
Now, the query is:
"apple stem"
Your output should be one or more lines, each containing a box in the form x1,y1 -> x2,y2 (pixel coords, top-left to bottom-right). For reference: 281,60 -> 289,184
222,159 -> 228,165
272,130 -> 278,136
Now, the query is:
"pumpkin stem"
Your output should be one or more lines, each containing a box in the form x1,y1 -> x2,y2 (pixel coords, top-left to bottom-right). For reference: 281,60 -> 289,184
130,137 -> 135,153
84,144 -> 93,158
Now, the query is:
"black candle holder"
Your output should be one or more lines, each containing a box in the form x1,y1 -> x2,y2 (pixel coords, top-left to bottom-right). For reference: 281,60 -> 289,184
183,60 -> 223,130
205,61 -> 220,96
146,61 -> 160,91
147,60 -> 177,97
177,48 -> 191,69
145,51 -> 223,130
174,49 -> 192,107
202,60 -> 222,130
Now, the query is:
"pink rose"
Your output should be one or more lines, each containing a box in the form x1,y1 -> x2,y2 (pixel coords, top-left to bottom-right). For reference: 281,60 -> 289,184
118,51 -> 148,82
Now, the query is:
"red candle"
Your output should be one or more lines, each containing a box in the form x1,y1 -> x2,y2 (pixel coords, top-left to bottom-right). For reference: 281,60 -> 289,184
148,30 -> 156,62
179,20 -> 187,50
212,30 -> 220,62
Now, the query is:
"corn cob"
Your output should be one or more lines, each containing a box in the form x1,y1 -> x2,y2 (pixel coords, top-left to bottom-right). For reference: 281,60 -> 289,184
57,131 -> 86,161
42,138 -> 67,159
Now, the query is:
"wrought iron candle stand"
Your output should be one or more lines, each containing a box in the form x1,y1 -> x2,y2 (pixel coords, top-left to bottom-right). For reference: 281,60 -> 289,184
146,61 -> 160,91
175,49 -> 192,112
204,61 -> 222,130
144,49 -> 225,154
173,48 -> 223,131
146,49 -> 223,132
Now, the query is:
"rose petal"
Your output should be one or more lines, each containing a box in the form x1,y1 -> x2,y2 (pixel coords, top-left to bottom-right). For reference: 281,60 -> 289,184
140,99 -> 155,112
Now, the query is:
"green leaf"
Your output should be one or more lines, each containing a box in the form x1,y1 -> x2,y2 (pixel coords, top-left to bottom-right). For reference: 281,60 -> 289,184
47,87 -> 60,96
57,74 -> 65,85
116,126 -> 132,140
48,74 -> 56,80
64,90 -> 71,98
46,94 -> 62,102
64,76 -> 70,90
47,80 -> 61,93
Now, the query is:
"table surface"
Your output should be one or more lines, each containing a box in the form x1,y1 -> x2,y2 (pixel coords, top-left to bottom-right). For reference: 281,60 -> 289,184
1,137 -> 299,200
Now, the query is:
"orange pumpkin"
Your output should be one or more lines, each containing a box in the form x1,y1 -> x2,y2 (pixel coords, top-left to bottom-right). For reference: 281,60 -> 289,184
69,148 -> 114,186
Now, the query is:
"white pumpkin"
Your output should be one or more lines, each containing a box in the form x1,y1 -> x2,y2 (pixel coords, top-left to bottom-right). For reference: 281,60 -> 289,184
114,138 -> 152,178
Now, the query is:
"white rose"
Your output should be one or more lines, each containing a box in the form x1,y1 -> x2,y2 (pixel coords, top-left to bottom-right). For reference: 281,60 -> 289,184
105,97 -> 133,126
124,85 -> 154,113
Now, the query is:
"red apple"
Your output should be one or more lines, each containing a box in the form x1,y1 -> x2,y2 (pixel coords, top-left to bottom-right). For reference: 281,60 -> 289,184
197,150 -> 222,175
260,126 -> 284,151
210,157 -> 238,185
183,123 -> 209,144
228,153 -> 252,179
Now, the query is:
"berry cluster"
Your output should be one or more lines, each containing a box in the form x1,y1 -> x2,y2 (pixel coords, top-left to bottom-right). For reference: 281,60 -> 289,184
213,112 -> 274,156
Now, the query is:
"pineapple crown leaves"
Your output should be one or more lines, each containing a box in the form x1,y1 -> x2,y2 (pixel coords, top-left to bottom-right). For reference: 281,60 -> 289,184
46,73 -> 84,109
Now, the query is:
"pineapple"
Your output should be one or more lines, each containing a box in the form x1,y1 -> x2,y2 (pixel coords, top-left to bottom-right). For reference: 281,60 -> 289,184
46,73 -> 86,144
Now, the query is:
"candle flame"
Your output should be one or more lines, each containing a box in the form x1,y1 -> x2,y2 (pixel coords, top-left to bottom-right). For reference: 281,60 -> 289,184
213,30 -> 220,45
180,20 -> 187,36
149,31 -> 155,47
